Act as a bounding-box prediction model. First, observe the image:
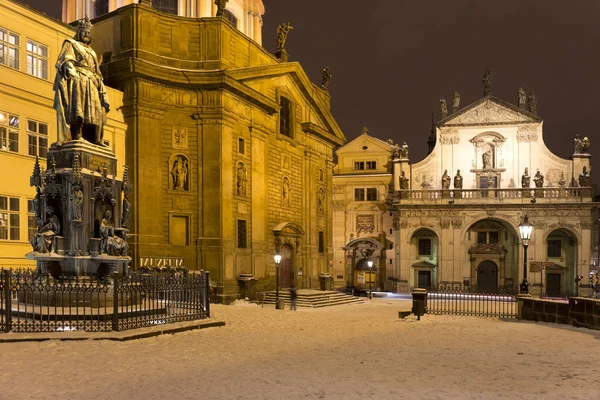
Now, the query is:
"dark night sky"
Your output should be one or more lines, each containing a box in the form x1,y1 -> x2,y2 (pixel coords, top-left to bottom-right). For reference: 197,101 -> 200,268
23,0 -> 600,182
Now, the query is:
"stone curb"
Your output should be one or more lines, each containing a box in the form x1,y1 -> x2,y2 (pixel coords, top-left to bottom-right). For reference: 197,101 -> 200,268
0,319 -> 225,343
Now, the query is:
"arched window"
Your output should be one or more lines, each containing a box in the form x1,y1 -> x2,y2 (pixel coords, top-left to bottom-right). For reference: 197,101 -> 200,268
279,96 -> 293,137
152,0 -> 178,15
94,0 -> 109,18
223,9 -> 238,28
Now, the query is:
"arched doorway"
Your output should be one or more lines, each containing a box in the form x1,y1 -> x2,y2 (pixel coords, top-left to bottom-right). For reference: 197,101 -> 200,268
477,260 -> 498,293
279,244 -> 294,289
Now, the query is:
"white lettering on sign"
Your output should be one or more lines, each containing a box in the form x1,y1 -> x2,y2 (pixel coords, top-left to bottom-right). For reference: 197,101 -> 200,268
139,257 -> 185,268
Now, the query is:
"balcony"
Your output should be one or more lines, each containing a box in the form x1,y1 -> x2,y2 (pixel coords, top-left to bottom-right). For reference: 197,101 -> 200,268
393,187 -> 594,205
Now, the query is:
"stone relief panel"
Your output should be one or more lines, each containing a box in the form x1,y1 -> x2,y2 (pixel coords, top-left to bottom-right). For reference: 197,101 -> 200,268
169,154 -> 190,191
172,126 -> 188,150
356,214 -> 375,234
332,185 -> 345,195
332,200 -> 345,211
516,125 -> 539,142
449,99 -> 535,125
282,154 -> 291,171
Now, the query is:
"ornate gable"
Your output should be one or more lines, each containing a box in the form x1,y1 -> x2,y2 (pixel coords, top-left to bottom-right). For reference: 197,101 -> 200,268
441,97 -> 540,126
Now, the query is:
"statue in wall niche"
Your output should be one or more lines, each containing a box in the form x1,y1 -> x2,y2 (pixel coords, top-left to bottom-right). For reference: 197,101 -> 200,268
30,206 -> 61,253
71,185 -> 83,220
518,87 -> 527,108
54,18 -> 110,146
122,194 -> 131,227
558,171 -> 566,187
214,0 -> 229,17
282,178 -> 290,206
521,167 -> 530,188
533,169 -> 544,188
236,163 -> 247,196
321,67 -> 332,90
170,156 -> 189,191
482,149 -> 492,169
399,171 -> 409,190
100,210 -> 128,256
317,188 -> 325,214
528,92 -> 538,115
276,22 -> 293,51
482,67 -> 493,96
452,91 -> 460,113
454,170 -> 463,189
579,166 -> 591,187
440,98 -> 448,119
441,170 -> 451,189
399,142 -> 409,159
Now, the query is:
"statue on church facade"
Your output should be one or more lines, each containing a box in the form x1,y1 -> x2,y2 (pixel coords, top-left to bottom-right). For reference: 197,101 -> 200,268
482,149 -> 492,169
482,67 -> 493,96
518,87 -> 527,109
521,167 -> 530,188
30,206 -> 61,253
276,22 -> 293,51
122,194 -> 131,227
533,169 -> 544,188
558,171 -> 566,187
399,171 -> 409,190
579,166 -> 591,187
452,91 -> 460,113
454,170 -> 463,189
54,18 -> 110,146
321,67 -> 332,90
441,170 -> 451,189
237,162 -> 247,197
100,210 -> 128,256
528,92 -> 537,115
214,0 -> 229,17
399,142 -> 408,159
440,98 -> 448,119
72,186 -> 83,220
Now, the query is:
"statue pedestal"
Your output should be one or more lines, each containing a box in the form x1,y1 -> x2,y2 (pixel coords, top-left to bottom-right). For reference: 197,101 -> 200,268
275,49 -> 288,62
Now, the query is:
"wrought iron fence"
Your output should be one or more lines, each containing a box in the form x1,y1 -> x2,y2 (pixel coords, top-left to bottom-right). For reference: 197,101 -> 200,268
426,284 -> 518,319
0,268 -> 210,333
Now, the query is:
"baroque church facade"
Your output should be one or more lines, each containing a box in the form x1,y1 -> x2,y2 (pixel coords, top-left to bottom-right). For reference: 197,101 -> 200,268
333,76 -> 596,298
74,1 -> 344,303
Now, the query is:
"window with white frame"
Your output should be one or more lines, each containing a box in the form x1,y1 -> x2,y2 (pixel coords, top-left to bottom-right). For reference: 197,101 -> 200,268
26,39 -> 48,79
27,119 -> 48,158
0,111 -> 19,153
0,27 -> 19,69
0,195 -> 20,241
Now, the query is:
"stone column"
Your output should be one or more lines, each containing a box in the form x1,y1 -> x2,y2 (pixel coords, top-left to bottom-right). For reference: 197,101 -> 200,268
254,14 -> 262,45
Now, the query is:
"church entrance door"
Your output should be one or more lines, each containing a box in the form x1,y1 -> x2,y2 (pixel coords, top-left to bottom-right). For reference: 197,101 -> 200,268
546,273 -> 562,298
279,244 -> 294,289
477,260 -> 498,293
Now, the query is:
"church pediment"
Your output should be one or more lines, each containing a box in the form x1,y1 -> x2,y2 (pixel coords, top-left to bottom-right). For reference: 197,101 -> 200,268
337,131 -> 393,155
440,97 -> 541,126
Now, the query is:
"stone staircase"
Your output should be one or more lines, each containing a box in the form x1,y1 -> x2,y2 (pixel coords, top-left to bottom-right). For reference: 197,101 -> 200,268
260,289 -> 365,308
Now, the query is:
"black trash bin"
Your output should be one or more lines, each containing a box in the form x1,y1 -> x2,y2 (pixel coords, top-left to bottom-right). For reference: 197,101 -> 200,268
318,273 -> 331,291
237,274 -> 257,301
411,288 -> 428,320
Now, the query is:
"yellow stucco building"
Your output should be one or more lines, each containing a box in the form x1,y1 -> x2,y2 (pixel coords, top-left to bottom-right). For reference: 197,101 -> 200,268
0,0 -> 126,269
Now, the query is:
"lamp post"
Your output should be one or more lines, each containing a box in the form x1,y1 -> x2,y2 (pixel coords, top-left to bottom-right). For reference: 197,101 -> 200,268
367,260 -> 374,299
518,215 -> 533,294
274,253 -> 281,309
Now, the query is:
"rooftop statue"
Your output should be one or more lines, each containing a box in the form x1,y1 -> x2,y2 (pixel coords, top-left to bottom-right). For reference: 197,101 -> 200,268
321,67 -> 332,90
452,91 -> 460,113
482,67 -> 493,96
521,167 -> 530,188
441,170 -> 451,190
215,0 -> 229,17
54,18 -> 110,146
518,87 -> 527,108
276,22 -> 293,51
440,98 -> 448,119
533,169 -> 544,188
528,92 -> 537,115
454,170 -> 463,189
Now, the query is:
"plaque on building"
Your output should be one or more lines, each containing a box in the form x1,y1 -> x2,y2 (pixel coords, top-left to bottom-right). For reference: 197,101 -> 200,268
172,126 -> 188,149
356,214 -> 375,233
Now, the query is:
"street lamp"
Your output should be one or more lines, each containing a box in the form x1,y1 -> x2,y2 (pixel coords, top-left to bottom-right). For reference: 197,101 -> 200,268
274,253 -> 282,309
367,260 -> 374,299
518,215 -> 533,294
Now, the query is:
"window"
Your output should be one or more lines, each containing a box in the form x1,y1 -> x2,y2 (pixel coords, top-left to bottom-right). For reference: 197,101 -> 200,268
279,96 -> 293,137
318,231 -> 324,253
547,239 -> 561,258
0,111 -> 19,153
0,196 -> 20,241
26,40 -> 48,79
237,219 -> 247,248
152,0 -> 178,15
223,9 -> 238,27
366,161 -> 376,170
238,138 -> 245,155
354,162 -> 365,171
354,188 -> 365,201
94,0 -> 109,17
319,169 -> 324,182
27,199 -> 37,240
366,188 -> 377,201
0,28 -> 19,69
477,232 -> 487,244
418,239 -> 431,256
477,231 -> 499,244
27,119 -> 48,158
489,231 -> 499,244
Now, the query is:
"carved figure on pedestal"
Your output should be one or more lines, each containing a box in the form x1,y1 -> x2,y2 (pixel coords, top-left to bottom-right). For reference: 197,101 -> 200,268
533,169 -> 544,188
170,155 -> 189,191
317,188 -> 325,214
522,167 -> 530,188
573,134 -> 583,154
441,170 -> 450,189
121,194 -> 131,227
282,177 -> 290,206
558,171 -> 566,187
236,162 -> 247,197
399,142 -> 408,159
581,136 -> 591,153
454,170 -> 463,189
399,171 -> 409,190
321,67 -> 332,90
482,149 -> 492,169
72,186 -> 83,220
276,22 -> 293,51
482,67 -> 493,96
214,0 -> 229,17
30,206 -> 60,253
518,87 -> 527,108
528,92 -> 537,115
392,143 -> 400,159
100,210 -> 128,256
579,166 -> 591,187
440,98 -> 448,119
54,18 -> 110,146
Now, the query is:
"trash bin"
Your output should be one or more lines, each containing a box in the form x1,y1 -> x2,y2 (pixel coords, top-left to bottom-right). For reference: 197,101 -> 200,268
319,273 -> 331,291
277,298 -> 285,310
237,274 -> 257,301
411,288 -> 428,320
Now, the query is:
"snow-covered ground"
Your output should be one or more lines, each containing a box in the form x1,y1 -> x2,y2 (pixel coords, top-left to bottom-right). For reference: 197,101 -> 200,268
1,299 -> 599,400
